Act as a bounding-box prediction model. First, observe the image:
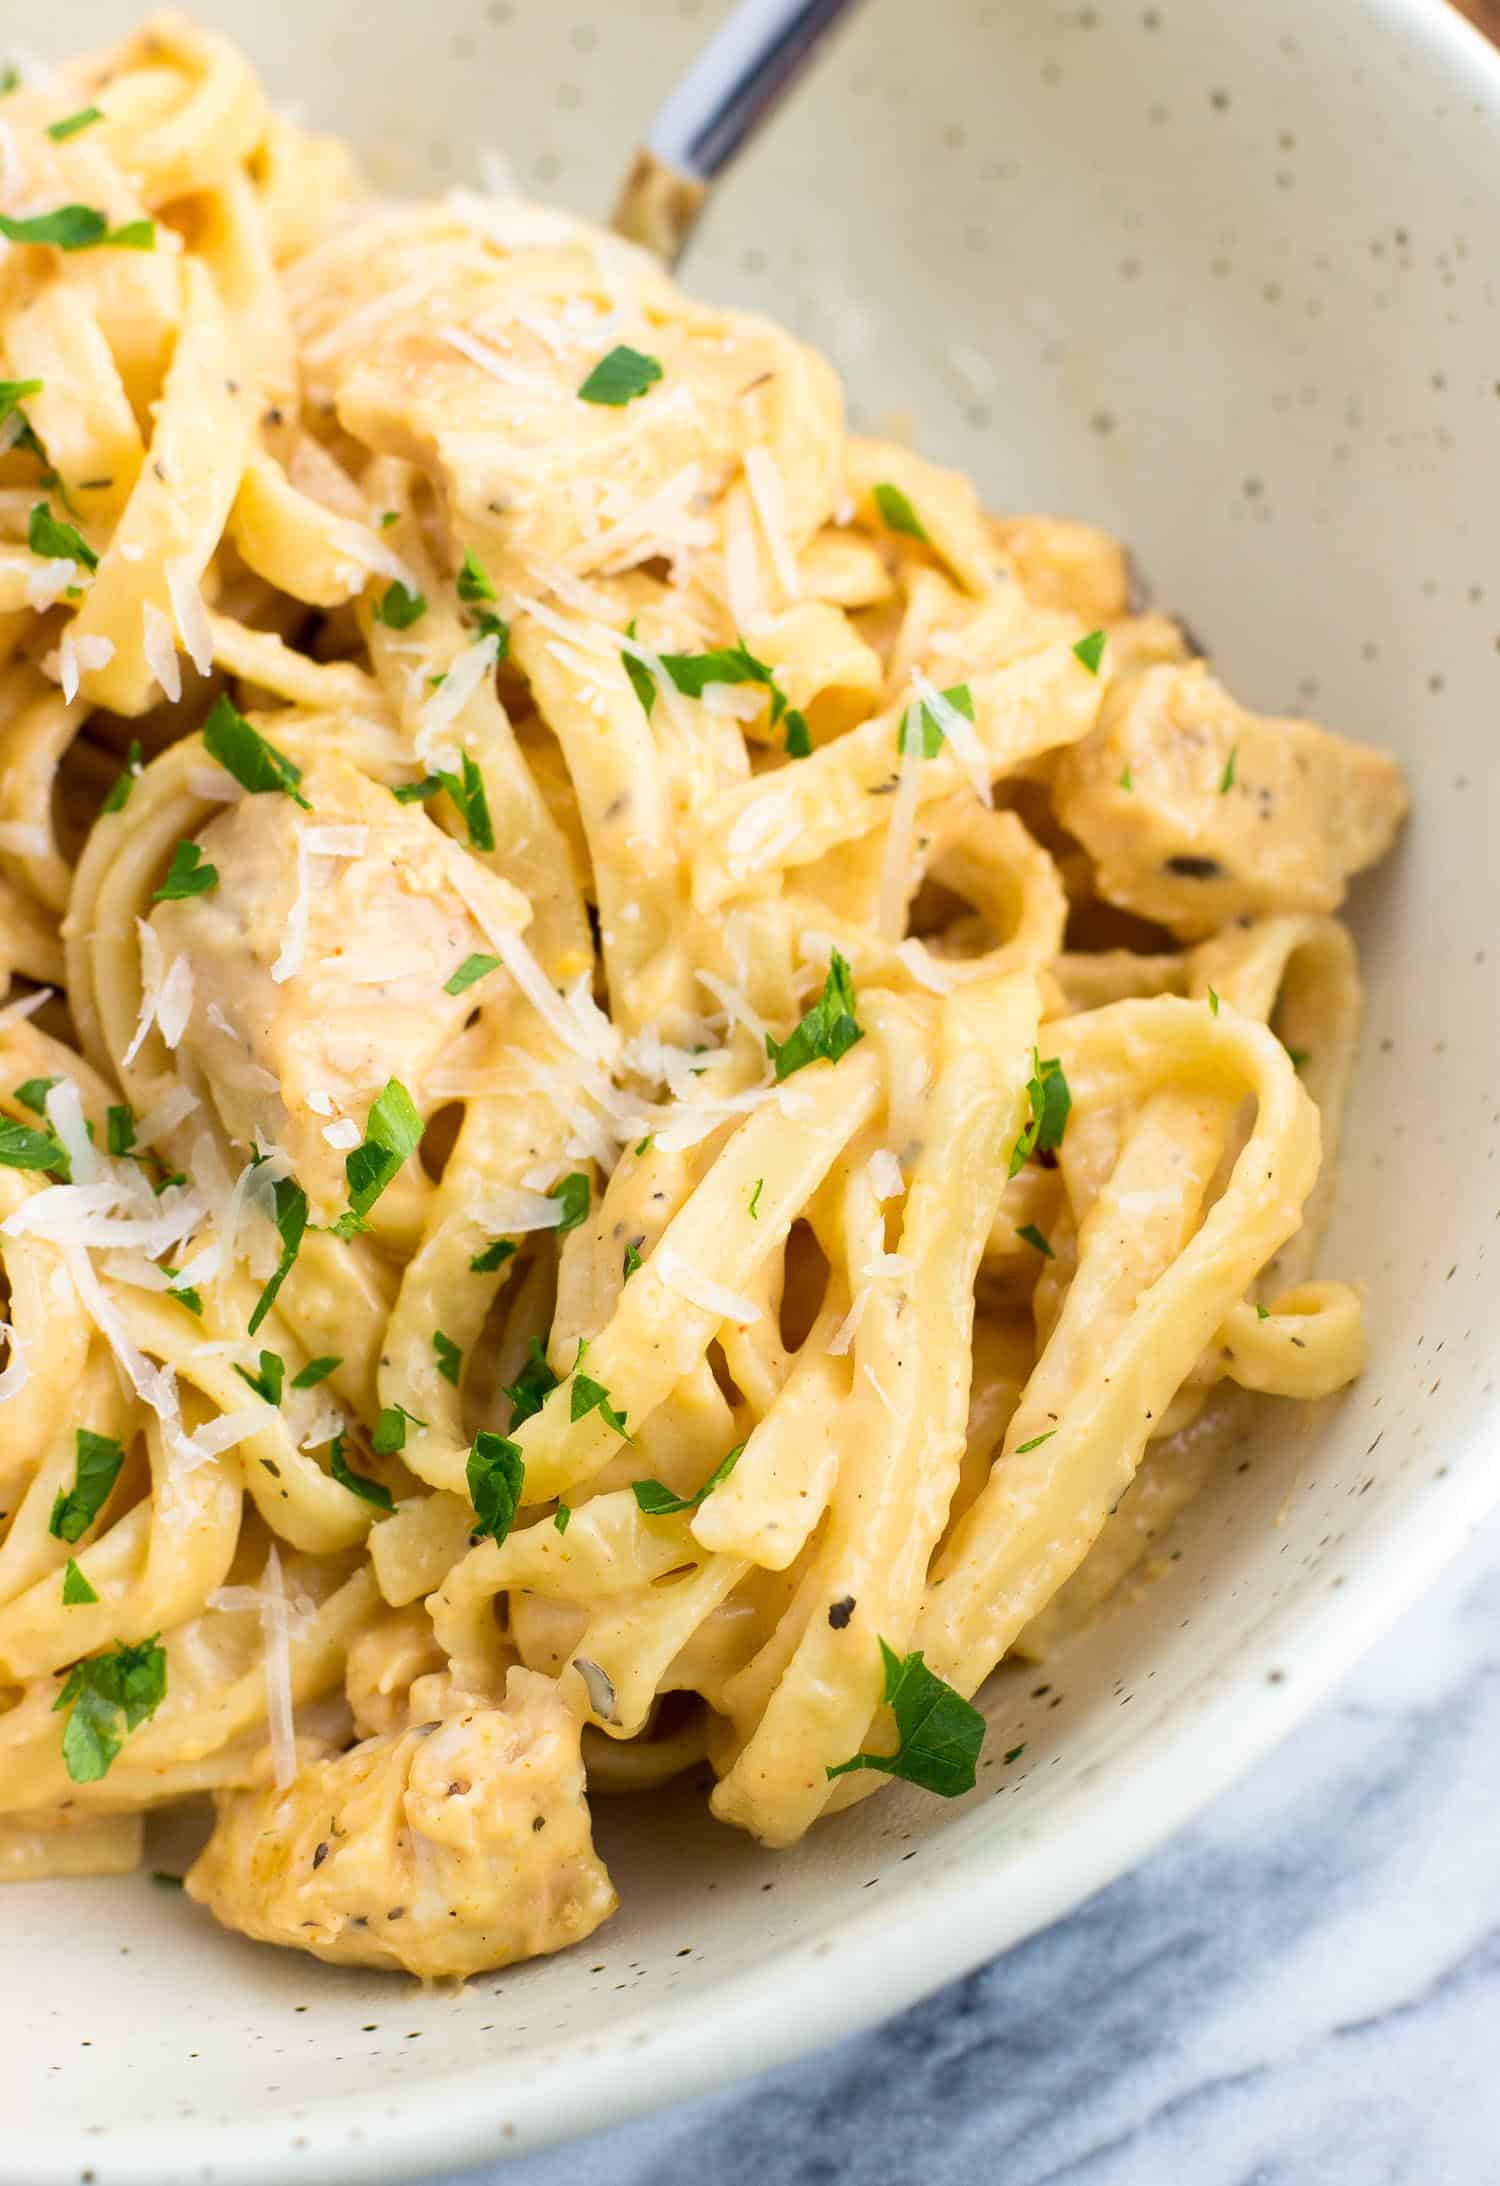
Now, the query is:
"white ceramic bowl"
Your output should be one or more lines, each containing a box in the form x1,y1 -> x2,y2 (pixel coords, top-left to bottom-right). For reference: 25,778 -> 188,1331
10,3 -> 1500,2180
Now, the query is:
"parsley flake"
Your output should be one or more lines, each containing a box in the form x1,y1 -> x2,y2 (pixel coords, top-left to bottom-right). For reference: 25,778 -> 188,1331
46,107 -> 104,140
247,1176 -> 308,1335
631,1442 -> 743,1516
1015,1430 -> 1057,1453
445,951 -> 499,996
1256,1303 -> 1271,1321
433,1330 -> 463,1386
622,1238 -> 643,1280
0,205 -> 109,251
1208,987 -> 1220,1017
748,1178 -> 763,1220
202,695 -> 309,808
784,709 -> 812,758
334,1080 -> 423,1235
233,1349 -> 285,1407
872,481 -> 928,541
766,950 -> 863,1082
553,1503 -> 572,1534
106,1103 -> 136,1156
29,499 -> 97,569
54,1636 -> 166,1782
329,1433 -> 394,1511
290,1356 -> 340,1390
1016,1223 -> 1054,1258
1119,764 -> 1133,792
470,1237 -> 517,1274
825,1639 -> 984,1798
570,1372 -> 629,1438
62,1558 -> 98,1605
550,1171 -> 590,1233
49,1429 -> 125,1544
100,739 -> 142,815
898,681 -> 973,758
372,580 -> 427,630
152,839 -> 217,902
436,753 -> 495,851
577,345 -> 663,406
0,1115 -> 68,1174
1220,744 -> 1238,793
503,1338 -> 558,1427
466,1429 -> 524,1543
1007,1050 -> 1072,1178
372,1403 -> 425,1456
14,1075 -> 58,1115
1073,629 -> 1107,675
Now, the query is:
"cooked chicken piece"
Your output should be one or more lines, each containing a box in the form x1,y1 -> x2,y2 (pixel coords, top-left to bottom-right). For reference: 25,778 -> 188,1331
186,1667 -> 616,1977
1053,663 -> 1407,938
345,1605 -> 447,1739
152,754 -> 526,1216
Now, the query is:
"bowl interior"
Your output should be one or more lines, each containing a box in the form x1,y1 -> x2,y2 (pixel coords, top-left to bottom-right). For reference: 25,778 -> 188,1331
11,2 -> 1500,2181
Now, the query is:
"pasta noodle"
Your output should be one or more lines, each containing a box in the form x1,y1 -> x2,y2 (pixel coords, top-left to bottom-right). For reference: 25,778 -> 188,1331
0,18 -> 1408,1978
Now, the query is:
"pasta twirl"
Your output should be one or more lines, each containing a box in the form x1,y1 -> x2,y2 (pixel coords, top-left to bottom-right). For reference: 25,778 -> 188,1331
0,20 -> 1407,1979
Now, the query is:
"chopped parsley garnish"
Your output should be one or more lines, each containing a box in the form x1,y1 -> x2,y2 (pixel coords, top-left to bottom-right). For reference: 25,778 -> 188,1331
333,1079 -> 423,1236
100,739 -> 142,815
372,1403 -> 425,1455
1256,1303 -> 1271,1321
766,950 -> 863,1082
234,1349 -> 285,1406
164,1271 -> 202,1315
1208,987 -> 1220,1017
62,1558 -> 98,1605
0,376 -> 42,429
329,1433 -> 394,1511
1220,744 -> 1238,793
392,776 -> 442,804
202,694 -> 310,808
549,1171 -> 590,1233
784,709 -> 812,758
1287,1047 -> 1309,1071
106,1103 -> 136,1156
872,481 -> 928,542
378,509 -> 399,529
1016,1223 -> 1054,1258
570,1372 -> 629,1438
372,580 -> 427,630
470,1237 -> 517,1274
150,1869 -> 185,1888
49,1429 -> 125,1544
825,1639 -> 984,1798
103,219 -> 155,250
433,1330 -> 463,1386
1015,1429 -> 1057,1453
503,1338 -> 558,1427
0,205 -> 109,251
0,1115 -> 68,1173
1072,629 -> 1107,675
1004,1742 -> 1027,1764
247,1176 -> 308,1335
46,107 -> 104,140
54,1635 -> 167,1782
748,1178 -> 763,1220
290,1355 -> 340,1390
0,64 -> 18,94
577,345 -> 663,406
553,1503 -> 572,1534
624,631 -> 790,726
444,951 -> 499,996
631,1442 -> 743,1516
466,1429 -> 524,1544
898,681 -> 973,758
1119,764 -> 1133,791
436,753 -> 495,852
14,1075 -> 58,1115
1007,1050 -> 1072,1178
634,1135 -> 653,1157
455,548 -> 509,652
29,499 -> 97,570
620,619 -> 658,716
152,839 -> 218,902
622,1238 -> 643,1280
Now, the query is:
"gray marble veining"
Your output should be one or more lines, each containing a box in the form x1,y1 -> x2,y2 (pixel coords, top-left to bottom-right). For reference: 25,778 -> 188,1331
429,1508 -> 1500,2186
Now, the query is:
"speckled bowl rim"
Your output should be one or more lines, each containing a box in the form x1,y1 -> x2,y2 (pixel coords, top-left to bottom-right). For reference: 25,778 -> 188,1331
13,1 -> 1500,2179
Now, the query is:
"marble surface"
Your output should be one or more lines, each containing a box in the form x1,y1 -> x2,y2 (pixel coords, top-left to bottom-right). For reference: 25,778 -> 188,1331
425,1506 -> 1500,2186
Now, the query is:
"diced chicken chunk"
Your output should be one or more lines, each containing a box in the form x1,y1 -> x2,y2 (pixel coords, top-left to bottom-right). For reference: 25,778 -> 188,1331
186,1667 -> 616,1978
152,755 -> 526,1215
1053,663 -> 1408,938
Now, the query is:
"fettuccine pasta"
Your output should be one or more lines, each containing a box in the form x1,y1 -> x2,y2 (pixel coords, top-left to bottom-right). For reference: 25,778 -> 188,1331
0,18 -> 1407,1977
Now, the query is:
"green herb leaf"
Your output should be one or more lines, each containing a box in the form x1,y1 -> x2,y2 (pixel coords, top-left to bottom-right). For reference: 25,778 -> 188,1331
631,1441 -> 744,1517
898,681 -> 973,758
1073,629 -> 1107,675
49,1429 -> 125,1544
435,753 -> 495,852
1208,987 -> 1220,1017
202,694 -> 309,808
766,950 -> 864,1082
54,1635 -> 166,1782
622,1238 -> 643,1280
46,106 -> 104,140
247,1176 -> 308,1336
1256,1302 -> 1271,1320
1015,1430 -> 1056,1453
748,1179 -> 763,1220
784,709 -> 812,758
872,481 -> 928,542
658,637 -> 788,723
1016,1223 -> 1054,1258
1286,1047 -> 1309,1071
570,1372 -> 629,1438
372,580 -> 427,630
372,1404 -> 425,1457
391,775 -> 442,804
470,1237 -> 517,1274
100,739 -> 142,815
634,1135 -> 653,1157
164,1272 -> 202,1315
0,205 -> 109,252
0,1115 -> 68,1173
553,1503 -> 572,1534
1004,1742 -> 1027,1764
456,548 -> 495,605
433,1330 -> 463,1386
335,1080 -> 423,1233
29,499 -> 97,569
106,1103 -> 136,1156
378,509 -> 399,529
825,1638 -> 984,1798
503,1337 -> 557,1428
152,839 -> 218,902
621,621 -> 658,718
329,1433 -> 394,1511
1220,744 -> 1238,794
14,1075 -> 59,1116
549,1171 -> 590,1233
444,951 -> 499,996
0,64 -> 19,95
62,1558 -> 99,1605
150,1869 -> 185,1888
233,1349 -> 285,1407
290,1355 -> 341,1390
1119,764 -> 1133,791
577,345 -> 663,406
104,220 -> 155,250
1007,1050 -> 1072,1178
0,377 -> 43,428
466,1429 -> 524,1543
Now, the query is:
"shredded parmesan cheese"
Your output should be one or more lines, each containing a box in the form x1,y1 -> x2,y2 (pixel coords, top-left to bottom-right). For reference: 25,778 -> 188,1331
165,557 -> 214,677
654,1242 -> 762,1325
0,1318 -> 28,1406
912,669 -> 993,808
142,601 -> 183,703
